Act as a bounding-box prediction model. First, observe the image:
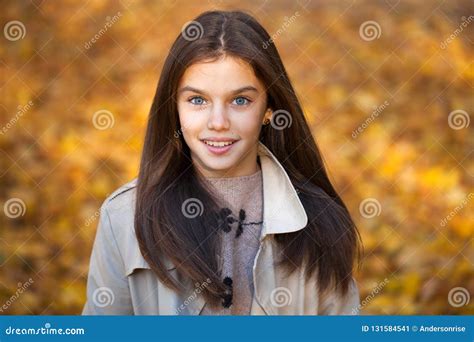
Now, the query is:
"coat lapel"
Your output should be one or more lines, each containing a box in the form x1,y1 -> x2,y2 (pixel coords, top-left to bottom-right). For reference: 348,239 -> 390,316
252,143 -> 309,314
257,142 -> 308,238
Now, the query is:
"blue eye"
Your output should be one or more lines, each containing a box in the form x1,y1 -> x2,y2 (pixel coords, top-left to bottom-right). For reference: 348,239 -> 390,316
233,96 -> 251,106
189,96 -> 206,105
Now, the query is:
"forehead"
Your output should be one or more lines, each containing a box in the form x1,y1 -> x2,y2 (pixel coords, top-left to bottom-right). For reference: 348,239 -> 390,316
178,55 -> 264,94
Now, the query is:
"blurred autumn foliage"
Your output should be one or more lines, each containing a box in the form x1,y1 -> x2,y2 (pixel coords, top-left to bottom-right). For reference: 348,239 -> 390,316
0,0 -> 472,315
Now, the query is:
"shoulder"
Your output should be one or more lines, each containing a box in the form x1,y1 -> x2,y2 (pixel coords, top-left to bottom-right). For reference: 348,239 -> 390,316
98,178 -> 138,239
90,178 -> 151,277
102,178 -> 138,212
97,178 -> 147,273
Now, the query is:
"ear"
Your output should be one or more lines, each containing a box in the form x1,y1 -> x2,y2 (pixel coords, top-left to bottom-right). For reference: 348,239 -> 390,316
263,108 -> 273,124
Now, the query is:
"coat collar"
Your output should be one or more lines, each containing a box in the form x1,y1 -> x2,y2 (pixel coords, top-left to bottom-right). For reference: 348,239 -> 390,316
257,141 -> 308,239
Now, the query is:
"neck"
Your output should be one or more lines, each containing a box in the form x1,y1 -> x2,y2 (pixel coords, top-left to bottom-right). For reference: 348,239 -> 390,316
198,156 -> 261,179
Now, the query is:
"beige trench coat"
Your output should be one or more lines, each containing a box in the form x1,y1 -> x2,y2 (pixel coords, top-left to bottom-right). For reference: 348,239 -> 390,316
82,142 -> 360,315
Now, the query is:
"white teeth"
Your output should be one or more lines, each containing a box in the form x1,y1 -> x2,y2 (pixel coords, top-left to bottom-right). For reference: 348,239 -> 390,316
203,140 -> 235,147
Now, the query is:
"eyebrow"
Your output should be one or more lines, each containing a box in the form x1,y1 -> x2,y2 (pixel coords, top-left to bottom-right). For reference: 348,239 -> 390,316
178,85 -> 258,96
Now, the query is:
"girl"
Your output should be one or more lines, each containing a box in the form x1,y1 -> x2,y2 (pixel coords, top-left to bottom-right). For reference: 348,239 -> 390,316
83,10 -> 361,315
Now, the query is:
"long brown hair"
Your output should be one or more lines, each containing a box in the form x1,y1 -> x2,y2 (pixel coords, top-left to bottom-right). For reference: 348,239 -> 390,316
135,10 -> 361,307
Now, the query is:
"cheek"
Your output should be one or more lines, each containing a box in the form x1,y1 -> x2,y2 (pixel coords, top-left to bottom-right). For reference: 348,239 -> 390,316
239,121 -> 261,139
178,107 -> 205,139
232,110 -> 264,139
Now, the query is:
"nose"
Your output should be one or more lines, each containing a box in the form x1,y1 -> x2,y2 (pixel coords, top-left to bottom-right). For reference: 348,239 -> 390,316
207,103 -> 230,131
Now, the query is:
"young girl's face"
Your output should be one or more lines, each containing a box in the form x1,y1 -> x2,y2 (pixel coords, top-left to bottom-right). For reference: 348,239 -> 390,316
177,55 -> 271,178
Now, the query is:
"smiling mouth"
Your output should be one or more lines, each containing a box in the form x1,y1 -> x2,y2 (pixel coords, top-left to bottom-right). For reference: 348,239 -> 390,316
202,140 -> 237,147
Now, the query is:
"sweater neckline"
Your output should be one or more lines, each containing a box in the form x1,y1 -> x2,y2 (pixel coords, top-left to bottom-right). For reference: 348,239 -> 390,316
203,168 -> 262,183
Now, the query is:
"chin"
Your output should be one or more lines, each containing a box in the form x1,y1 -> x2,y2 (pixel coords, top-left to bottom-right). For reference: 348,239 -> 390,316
189,141 -> 251,175
200,158 -> 237,173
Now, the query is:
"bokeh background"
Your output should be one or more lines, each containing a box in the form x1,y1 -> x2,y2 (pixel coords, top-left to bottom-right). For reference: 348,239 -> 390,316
0,0 -> 472,315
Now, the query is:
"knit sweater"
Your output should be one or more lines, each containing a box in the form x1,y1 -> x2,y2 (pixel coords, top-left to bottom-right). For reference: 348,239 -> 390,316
200,167 -> 264,315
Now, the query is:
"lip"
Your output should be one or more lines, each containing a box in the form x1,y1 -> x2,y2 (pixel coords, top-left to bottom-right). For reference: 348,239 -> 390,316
201,139 -> 239,156
201,137 -> 239,142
